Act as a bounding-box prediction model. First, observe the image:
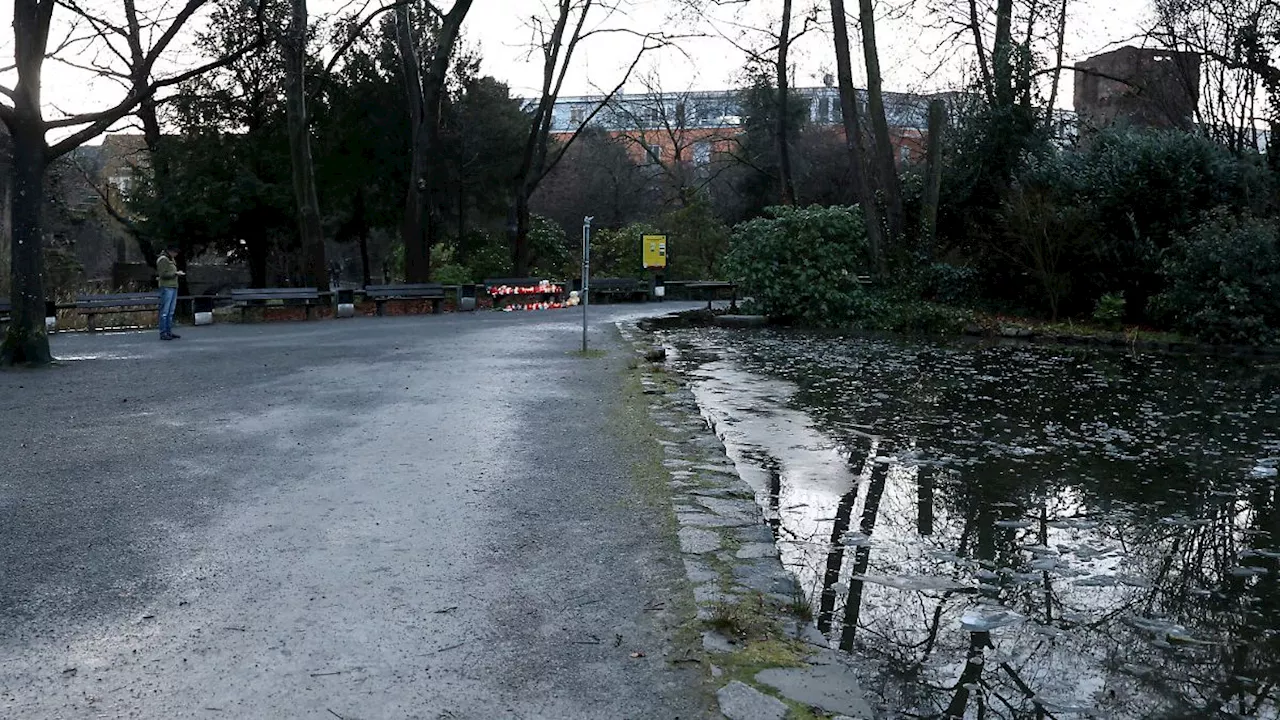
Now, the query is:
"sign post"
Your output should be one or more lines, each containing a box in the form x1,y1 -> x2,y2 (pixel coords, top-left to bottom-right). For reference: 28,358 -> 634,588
582,216 -> 593,353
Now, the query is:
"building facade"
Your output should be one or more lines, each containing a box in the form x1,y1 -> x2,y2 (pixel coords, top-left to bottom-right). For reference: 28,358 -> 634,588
549,86 -> 945,167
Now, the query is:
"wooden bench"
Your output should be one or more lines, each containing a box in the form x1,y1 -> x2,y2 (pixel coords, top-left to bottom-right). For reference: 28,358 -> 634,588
230,287 -> 321,321
76,292 -> 161,331
0,298 -> 9,322
590,278 -> 649,303
685,281 -> 738,310
364,283 -> 445,315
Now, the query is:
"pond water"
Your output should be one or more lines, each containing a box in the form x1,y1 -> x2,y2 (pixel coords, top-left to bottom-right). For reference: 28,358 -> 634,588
664,328 -> 1280,719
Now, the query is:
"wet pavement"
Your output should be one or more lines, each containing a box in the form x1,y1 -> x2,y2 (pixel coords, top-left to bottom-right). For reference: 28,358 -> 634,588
0,306 -> 713,719
665,327 -> 1280,719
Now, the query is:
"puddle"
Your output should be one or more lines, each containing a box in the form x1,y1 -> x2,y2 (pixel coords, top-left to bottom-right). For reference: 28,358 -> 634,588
666,328 -> 1280,719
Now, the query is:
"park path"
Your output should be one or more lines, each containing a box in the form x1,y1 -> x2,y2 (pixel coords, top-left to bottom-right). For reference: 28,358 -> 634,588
0,306 -> 711,719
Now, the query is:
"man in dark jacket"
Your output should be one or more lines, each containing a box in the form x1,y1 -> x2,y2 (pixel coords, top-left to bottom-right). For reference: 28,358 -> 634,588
156,247 -> 184,340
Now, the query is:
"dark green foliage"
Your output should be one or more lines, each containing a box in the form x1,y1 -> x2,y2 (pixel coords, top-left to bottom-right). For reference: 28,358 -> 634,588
1154,210 -> 1280,345
1092,293 -> 1126,330
721,72 -> 811,220
527,215 -> 575,279
660,197 -> 731,280
1063,128 -> 1265,317
854,298 -> 974,335
724,205 -> 870,326
590,222 -> 658,279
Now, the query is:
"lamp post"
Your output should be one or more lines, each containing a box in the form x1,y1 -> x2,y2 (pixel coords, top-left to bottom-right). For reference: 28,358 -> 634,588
582,216 -> 593,353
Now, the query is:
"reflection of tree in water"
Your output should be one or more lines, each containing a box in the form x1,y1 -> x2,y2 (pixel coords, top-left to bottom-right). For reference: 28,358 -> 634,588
673,329 -> 1280,719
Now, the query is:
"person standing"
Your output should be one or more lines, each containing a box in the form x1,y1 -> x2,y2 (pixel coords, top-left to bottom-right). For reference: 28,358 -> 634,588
156,247 -> 184,340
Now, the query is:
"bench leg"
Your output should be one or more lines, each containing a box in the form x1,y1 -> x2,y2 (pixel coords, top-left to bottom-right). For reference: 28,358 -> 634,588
304,304 -> 313,321
376,300 -> 386,317
86,313 -> 96,332
433,299 -> 442,315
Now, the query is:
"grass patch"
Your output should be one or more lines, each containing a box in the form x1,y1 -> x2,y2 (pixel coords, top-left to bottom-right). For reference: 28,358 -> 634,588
785,590 -> 814,623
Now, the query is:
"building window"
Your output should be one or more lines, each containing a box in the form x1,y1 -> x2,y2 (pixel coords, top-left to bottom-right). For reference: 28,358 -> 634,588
570,106 -> 585,125
817,97 -> 829,123
899,146 -> 911,164
648,144 -> 663,163
693,142 -> 711,166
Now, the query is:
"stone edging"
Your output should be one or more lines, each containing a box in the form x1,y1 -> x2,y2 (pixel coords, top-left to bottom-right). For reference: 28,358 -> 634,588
617,321 -> 875,720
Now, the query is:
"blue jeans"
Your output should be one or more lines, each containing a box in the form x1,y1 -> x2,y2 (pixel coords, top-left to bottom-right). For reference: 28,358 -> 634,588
158,287 -> 177,335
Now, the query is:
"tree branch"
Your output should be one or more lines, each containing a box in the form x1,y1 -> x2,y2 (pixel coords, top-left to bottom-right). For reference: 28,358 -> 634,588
46,32 -> 266,157
312,0 -> 412,102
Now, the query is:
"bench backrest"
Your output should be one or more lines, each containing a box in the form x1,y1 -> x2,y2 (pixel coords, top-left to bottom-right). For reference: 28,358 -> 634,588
0,298 -> 9,313
364,283 -> 445,298
76,293 -> 160,307
591,278 -> 642,290
230,287 -> 320,301
483,277 -> 545,289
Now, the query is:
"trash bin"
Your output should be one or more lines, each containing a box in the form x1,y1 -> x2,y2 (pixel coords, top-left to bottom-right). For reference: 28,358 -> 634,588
194,295 -> 215,326
459,284 -> 477,312
336,288 -> 356,318
45,300 -> 57,333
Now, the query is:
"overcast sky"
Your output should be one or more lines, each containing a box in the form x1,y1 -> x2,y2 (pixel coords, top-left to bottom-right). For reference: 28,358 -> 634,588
3,0 -> 1152,138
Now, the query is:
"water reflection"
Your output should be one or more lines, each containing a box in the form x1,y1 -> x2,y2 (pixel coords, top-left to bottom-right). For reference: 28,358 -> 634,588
667,329 -> 1280,719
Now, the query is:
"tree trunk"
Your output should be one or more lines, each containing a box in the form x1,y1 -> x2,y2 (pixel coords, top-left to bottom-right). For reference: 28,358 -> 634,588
1044,0 -> 1069,122
838,458 -> 889,651
394,6 -> 430,283
2,113 -> 53,365
817,486 -> 859,635
394,1 -> 473,283
993,0 -> 1016,108
920,99 -> 946,258
775,0 -> 797,206
247,233 -> 269,288
968,0 -> 995,102
858,0 -> 903,244
284,0 -> 329,291
830,0 -> 887,276
124,0 -> 161,269
510,190 -> 532,276
354,189 -> 372,288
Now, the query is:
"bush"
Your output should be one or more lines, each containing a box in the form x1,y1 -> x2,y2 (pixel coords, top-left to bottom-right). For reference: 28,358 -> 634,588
1092,293 -> 1125,330
528,215 -> 576,279
724,205 -> 870,327
434,264 -> 472,285
855,297 -> 974,335
590,222 -> 658,279
1154,209 -> 1280,345
917,262 -> 980,306
1063,128 -> 1266,319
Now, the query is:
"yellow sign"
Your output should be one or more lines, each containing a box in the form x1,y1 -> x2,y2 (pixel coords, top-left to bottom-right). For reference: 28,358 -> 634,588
643,234 -> 667,268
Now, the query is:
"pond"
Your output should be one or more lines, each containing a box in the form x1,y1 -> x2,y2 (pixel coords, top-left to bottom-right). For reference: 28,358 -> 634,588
663,327 -> 1280,719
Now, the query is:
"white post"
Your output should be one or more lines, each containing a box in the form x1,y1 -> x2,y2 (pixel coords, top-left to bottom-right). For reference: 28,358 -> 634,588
582,216 -> 593,353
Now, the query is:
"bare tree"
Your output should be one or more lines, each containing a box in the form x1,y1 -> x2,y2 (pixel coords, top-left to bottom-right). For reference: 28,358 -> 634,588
855,0 -> 905,243
609,73 -> 736,209
688,0 -> 819,207
0,0 -> 262,365
1152,0 -> 1280,154
829,0 -> 886,274
283,0 -> 328,291
775,0 -> 798,205
394,0 -> 473,283
508,0 -> 670,276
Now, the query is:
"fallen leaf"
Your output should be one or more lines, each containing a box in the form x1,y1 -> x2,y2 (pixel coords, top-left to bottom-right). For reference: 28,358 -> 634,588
629,651 -> 646,659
